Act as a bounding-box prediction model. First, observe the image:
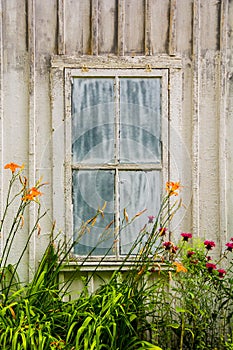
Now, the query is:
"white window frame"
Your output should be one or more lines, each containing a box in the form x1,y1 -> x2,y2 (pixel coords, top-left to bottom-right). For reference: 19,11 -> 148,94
51,55 -> 183,265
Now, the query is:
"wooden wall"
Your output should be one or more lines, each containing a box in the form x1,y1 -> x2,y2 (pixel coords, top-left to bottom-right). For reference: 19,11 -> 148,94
0,0 -> 232,281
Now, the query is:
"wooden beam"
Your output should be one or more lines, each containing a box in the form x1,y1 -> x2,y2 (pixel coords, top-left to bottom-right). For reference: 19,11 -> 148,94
117,0 -> 125,56
145,0 -> 152,55
169,0 -> 177,56
191,0 -> 201,237
58,0 -> 65,55
27,0 -> 37,278
91,0 -> 99,55
218,0 -> 229,243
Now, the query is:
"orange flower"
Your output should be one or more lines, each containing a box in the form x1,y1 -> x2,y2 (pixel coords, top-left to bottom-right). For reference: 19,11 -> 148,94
173,261 -> 187,273
4,162 -> 22,173
30,187 -> 42,197
166,181 -> 181,196
22,187 -> 42,201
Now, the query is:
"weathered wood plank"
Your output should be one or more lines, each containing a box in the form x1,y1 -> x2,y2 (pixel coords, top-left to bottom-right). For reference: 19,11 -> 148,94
27,0 -> 36,278
98,0 -> 117,54
200,0 -> 221,52
198,54 -> 220,249
176,0 -> 193,55
218,0 -> 229,245
64,0 -> 91,55
51,54 -> 182,69
169,67 -> 190,236
124,0 -> 145,55
2,0 -> 29,281
145,0 -> 152,55
151,0 -> 170,54
226,0 -> 233,241
91,0 -> 98,55
32,0 -> 58,276
169,0 -> 177,56
117,0 -> 125,55
192,0 -> 201,237
58,0 -> 65,54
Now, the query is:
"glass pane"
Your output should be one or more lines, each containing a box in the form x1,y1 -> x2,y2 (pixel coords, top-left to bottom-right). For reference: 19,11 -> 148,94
119,171 -> 161,255
73,170 -> 115,255
72,78 -> 115,163
120,78 -> 161,163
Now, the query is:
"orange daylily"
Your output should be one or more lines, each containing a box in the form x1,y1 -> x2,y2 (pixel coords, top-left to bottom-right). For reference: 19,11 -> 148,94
22,187 -> 42,201
4,162 -> 23,173
173,261 -> 187,273
30,187 -> 42,197
166,181 -> 181,196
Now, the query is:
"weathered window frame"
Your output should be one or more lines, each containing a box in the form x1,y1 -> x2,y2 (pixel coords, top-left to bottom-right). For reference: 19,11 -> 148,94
51,55 -> 182,268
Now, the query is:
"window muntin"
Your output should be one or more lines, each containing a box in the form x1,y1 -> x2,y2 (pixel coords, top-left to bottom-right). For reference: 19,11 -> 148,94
70,70 -> 167,257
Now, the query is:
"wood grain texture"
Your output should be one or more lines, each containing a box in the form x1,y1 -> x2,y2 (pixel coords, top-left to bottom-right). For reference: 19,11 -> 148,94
98,0 -> 117,54
0,0 -> 232,276
64,0 -> 91,54
151,0 -> 170,54
124,0 -> 145,55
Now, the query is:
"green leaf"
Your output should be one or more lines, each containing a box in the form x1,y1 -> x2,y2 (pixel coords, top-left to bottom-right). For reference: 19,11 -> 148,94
167,323 -> 180,329
129,313 -> 137,322
175,307 -> 194,316
137,342 -> 164,350
175,307 -> 187,313
75,316 -> 93,347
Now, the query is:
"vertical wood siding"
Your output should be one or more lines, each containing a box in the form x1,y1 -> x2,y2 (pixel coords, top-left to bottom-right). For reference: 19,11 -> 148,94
0,0 -> 232,276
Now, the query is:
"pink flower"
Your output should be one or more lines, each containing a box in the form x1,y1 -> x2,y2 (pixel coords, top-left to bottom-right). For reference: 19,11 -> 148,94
226,242 -> 233,252
181,232 -> 192,241
187,250 -> 195,258
230,238 -> 233,242
204,240 -> 216,250
148,216 -> 155,223
217,269 -> 226,278
171,245 -> 179,254
206,262 -> 217,272
163,241 -> 178,254
163,241 -> 172,250
190,259 -> 199,265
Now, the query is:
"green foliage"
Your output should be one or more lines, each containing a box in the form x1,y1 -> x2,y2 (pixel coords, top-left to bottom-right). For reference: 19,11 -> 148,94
1,168 -> 233,349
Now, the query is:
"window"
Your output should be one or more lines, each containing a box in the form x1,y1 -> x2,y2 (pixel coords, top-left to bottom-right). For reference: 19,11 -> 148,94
51,56 -> 182,261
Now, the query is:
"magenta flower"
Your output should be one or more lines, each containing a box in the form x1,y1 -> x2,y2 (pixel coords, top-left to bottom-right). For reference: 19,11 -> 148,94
163,241 -> 178,254
217,269 -> 226,278
204,240 -> 216,250
206,262 -> 217,272
171,245 -> 179,254
230,238 -> 233,241
181,232 -> 192,241
159,227 -> 167,236
226,242 -> 233,252
206,256 -> 212,261
187,250 -> 195,258
148,215 -> 155,223
163,241 -> 172,250
149,267 -> 156,273
190,259 -> 199,265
